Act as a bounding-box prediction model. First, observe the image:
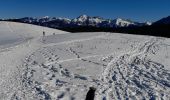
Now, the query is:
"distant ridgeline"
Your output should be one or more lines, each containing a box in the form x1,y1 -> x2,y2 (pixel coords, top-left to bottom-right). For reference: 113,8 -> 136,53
2,15 -> 170,38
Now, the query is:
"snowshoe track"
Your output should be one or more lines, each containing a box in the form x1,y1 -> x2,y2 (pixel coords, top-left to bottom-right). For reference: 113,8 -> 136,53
98,38 -> 170,100
22,47 -> 101,100
21,36 -> 170,100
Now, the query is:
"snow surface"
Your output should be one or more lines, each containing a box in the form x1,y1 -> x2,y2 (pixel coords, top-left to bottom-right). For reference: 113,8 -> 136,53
0,21 -> 170,100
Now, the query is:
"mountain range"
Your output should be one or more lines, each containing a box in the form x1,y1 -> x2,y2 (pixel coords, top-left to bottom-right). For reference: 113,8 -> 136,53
1,15 -> 170,37
3,15 -> 152,28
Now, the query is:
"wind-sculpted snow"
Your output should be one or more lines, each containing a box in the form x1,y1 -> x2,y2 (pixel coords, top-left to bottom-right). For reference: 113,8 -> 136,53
20,33 -> 170,100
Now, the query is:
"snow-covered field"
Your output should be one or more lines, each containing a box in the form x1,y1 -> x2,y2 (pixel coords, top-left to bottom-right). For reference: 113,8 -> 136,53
0,21 -> 170,100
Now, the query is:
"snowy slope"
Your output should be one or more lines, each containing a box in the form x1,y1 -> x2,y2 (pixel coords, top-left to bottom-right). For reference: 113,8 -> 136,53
0,21 -> 68,100
0,21 -> 67,49
0,21 -> 170,100
21,33 -> 170,100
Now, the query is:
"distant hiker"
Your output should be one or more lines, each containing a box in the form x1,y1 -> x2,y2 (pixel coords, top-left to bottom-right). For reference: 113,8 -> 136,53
85,87 -> 96,100
43,31 -> 45,36
42,31 -> 46,42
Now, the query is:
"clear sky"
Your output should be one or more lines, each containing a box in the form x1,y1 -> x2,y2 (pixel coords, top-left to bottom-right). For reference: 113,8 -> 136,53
0,0 -> 170,22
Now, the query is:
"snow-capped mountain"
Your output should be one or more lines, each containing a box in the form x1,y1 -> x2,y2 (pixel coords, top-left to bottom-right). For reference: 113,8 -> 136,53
112,18 -> 152,27
71,15 -> 103,27
70,15 -> 150,27
4,15 -> 151,29
113,18 -> 135,27
145,21 -> 152,25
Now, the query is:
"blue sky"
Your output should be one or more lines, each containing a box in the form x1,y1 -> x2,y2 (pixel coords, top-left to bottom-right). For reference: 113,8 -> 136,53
0,0 -> 170,22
